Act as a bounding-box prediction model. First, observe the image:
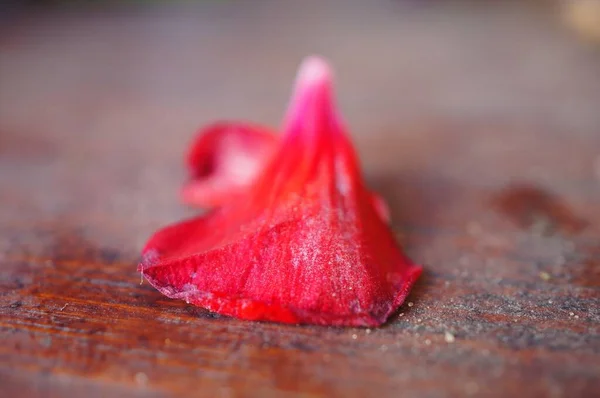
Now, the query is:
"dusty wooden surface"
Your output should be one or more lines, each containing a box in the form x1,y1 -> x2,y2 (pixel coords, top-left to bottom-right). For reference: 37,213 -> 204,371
1,2 -> 599,397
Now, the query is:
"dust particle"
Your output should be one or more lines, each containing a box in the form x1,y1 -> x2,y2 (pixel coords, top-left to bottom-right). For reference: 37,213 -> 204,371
574,315 -> 579,319
424,339 -> 431,345
539,271 -> 551,281
365,329 -> 372,335
351,334 -> 358,340
569,312 -> 575,316
407,302 -> 414,307
398,313 -> 405,317
164,338 -> 171,345
444,331 -> 456,343
548,300 -> 553,304
135,372 -> 149,385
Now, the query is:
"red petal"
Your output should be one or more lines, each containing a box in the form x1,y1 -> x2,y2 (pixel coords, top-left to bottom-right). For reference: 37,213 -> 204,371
140,56 -> 421,326
182,122 -> 278,207
182,122 -> 390,222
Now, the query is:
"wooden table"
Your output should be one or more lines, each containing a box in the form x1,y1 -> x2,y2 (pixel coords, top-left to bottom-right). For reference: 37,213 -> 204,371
1,2 -> 599,397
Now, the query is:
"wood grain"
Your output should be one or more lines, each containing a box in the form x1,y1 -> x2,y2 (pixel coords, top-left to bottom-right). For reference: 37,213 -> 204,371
1,2 -> 599,397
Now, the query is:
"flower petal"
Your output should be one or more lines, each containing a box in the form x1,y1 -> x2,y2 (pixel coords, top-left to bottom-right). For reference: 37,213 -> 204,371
182,121 -> 391,223
140,56 -> 421,326
182,122 -> 278,207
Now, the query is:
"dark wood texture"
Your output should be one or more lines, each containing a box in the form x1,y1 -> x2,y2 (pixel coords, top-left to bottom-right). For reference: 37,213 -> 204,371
1,2 -> 599,397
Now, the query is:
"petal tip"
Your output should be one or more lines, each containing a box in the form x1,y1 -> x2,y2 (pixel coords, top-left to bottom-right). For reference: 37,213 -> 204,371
297,55 -> 332,86
284,55 -> 337,132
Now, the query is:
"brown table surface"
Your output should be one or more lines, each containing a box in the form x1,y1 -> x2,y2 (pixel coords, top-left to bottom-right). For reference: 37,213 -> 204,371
1,2 -> 599,397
